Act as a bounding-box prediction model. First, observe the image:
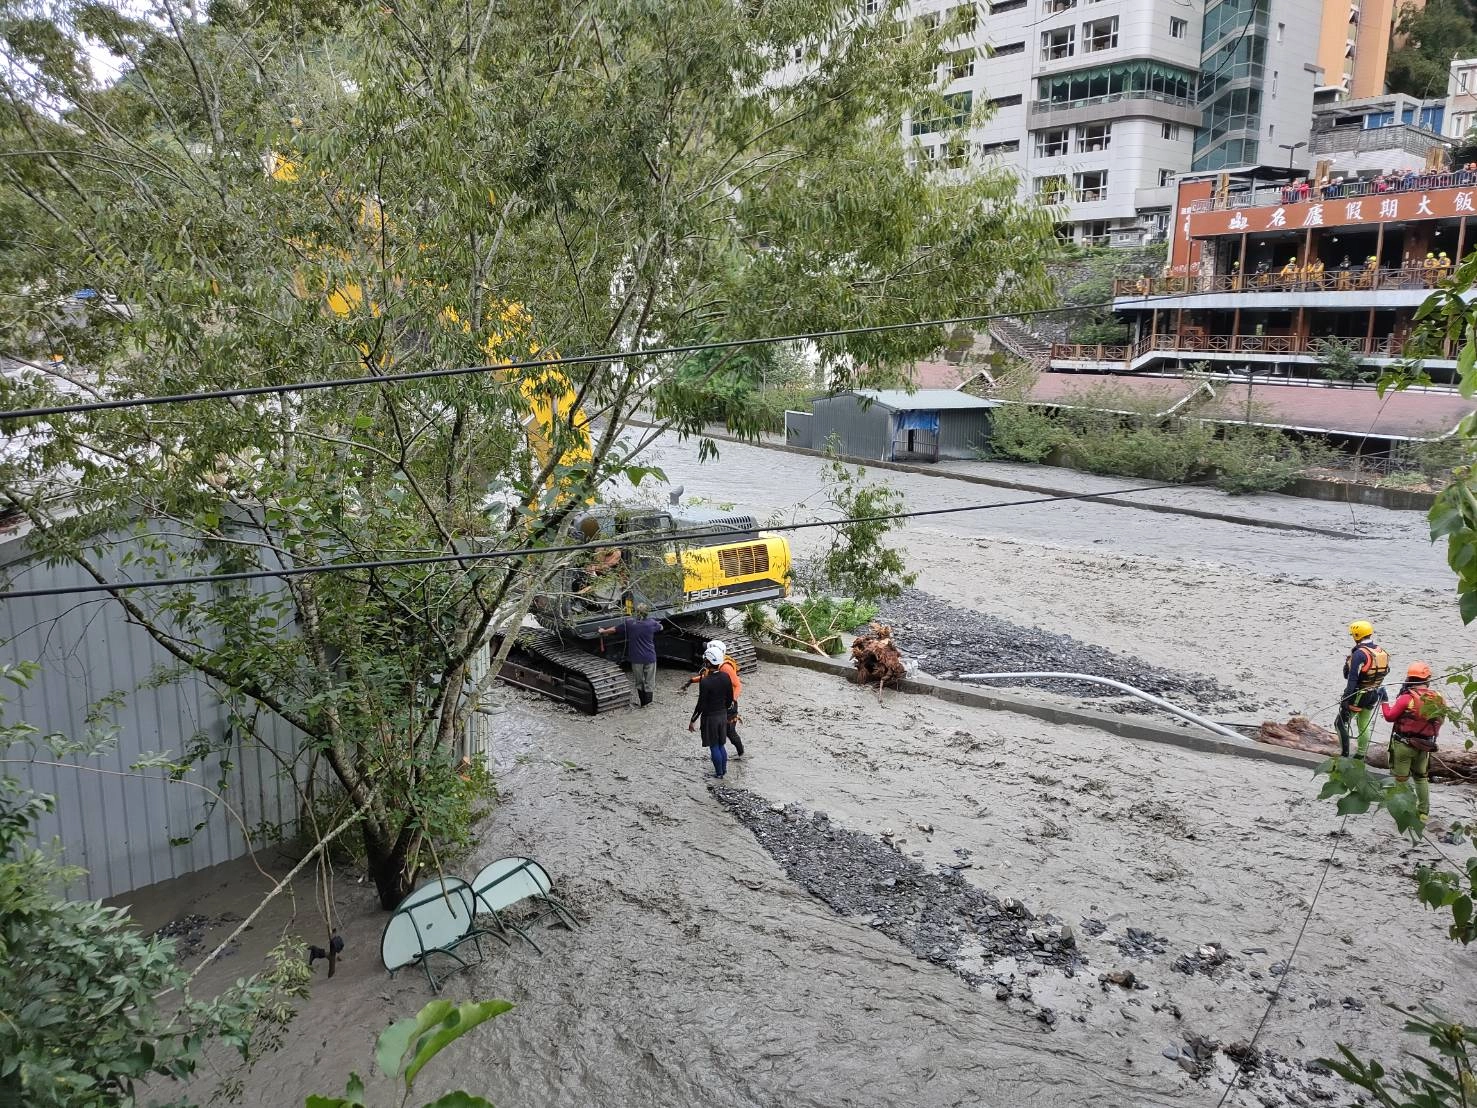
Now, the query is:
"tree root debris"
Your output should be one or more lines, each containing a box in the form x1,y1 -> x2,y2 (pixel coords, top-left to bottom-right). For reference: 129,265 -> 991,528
850,622 -> 906,689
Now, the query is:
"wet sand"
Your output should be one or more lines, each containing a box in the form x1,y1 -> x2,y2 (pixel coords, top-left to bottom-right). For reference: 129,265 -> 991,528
146,664 -> 1476,1108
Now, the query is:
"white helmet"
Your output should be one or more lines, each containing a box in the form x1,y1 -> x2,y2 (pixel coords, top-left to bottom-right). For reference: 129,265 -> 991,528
703,644 -> 724,666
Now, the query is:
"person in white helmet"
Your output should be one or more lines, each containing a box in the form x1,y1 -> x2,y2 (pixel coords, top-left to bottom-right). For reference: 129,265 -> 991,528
689,644 -> 734,778
681,639 -> 744,756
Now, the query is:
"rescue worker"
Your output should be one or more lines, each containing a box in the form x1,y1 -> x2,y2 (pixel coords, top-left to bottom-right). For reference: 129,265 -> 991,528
1438,251 -> 1453,278
1305,256 -> 1325,288
1380,661 -> 1446,826
681,639 -> 744,756
1336,620 -> 1390,760
1279,256 -> 1300,288
689,644 -> 734,779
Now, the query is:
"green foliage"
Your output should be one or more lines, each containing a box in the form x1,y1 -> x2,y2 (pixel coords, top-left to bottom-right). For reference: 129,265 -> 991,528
986,382 -> 1321,493
0,663 -> 303,1107
769,596 -> 879,655
1315,752 -> 1477,1102
0,0 -> 1056,908
1388,0 -> 1477,98
1323,1010 -> 1477,1106
308,998 -> 513,1108
813,454 -> 918,605
1311,337 -> 1375,384
985,401 -> 1067,463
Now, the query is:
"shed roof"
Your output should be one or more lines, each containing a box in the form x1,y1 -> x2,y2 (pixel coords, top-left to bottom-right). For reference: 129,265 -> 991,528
845,388 -> 999,412
1018,373 -> 1474,440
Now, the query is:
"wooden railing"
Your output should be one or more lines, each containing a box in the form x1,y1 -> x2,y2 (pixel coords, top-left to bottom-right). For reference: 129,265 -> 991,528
1049,333 -> 1400,364
1113,266 -> 1446,298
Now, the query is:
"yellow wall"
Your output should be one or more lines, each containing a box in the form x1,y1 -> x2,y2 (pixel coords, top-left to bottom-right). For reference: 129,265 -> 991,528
1318,0 -> 1424,99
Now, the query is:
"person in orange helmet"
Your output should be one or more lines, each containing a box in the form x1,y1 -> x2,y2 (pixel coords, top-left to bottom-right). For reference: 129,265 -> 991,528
1381,661 -> 1446,826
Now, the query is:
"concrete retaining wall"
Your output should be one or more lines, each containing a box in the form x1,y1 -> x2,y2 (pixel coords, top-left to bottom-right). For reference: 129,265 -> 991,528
756,643 -> 1328,772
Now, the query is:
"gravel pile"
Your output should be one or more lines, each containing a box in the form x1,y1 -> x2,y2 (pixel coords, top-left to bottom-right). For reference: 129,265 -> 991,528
874,588 -> 1250,711
716,788 -> 1088,990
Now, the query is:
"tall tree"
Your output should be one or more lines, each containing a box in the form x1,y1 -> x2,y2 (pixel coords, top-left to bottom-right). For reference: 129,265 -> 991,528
1387,0 -> 1477,100
0,0 -> 1054,906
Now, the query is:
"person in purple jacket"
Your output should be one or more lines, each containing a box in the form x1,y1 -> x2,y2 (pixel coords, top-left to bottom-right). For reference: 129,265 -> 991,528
597,605 -> 663,707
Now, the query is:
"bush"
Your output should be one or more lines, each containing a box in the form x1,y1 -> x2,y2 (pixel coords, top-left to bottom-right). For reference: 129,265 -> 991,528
986,402 -> 1066,463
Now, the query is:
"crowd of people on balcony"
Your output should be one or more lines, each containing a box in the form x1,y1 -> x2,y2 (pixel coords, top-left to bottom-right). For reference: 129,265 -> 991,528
1281,164 -> 1477,205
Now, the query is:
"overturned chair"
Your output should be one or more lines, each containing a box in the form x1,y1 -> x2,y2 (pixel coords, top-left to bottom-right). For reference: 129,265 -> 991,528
468,857 -> 580,954
380,876 -> 486,992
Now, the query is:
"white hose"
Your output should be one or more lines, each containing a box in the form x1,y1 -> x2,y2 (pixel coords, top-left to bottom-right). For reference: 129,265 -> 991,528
953,670 -> 1252,745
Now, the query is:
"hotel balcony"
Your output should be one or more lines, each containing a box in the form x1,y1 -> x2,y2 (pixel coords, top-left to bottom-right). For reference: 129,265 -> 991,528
1047,331 -> 1447,373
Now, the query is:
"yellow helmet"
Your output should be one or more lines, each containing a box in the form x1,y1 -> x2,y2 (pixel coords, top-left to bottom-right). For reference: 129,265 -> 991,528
1348,620 -> 1374,640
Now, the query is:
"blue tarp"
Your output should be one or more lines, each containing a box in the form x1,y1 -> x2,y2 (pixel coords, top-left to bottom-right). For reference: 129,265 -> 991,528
895,410 -> 940,433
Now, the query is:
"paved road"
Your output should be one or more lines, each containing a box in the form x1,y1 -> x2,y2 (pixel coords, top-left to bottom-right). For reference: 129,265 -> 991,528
630,431 -> 1454,591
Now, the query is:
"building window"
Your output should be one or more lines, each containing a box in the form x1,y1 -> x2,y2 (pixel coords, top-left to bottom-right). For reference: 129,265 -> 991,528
1046,0 -> 1075,11
978,139 -> 1021,155
861,0 -> 882,13
1080,220 -> 1110,245
1276,21 -> 1284,41
1074,169 -> 1108,201
946,49 -> 975,80
988,93 -> 1023,108
990,0 -> 1027,12
1158,168 -> 1175,186
951,3 -> 979,33
1083,16 -> 1118,52
1035,127 -> 1070,156
910,91 -> 973,134
1035,175 -> 1068,203
1042,26 -> 1075,61
993,40 -> 1025,55
1161,122 -> 1179,140
941,139 -> 970,168
791,44 -> 804,64
1076,121 -> 1111,151
1170,16 -> 1187,38
1271,70 -> 1278,95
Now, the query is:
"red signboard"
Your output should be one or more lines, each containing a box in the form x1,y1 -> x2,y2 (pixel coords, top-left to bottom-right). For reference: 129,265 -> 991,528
1188,185 -> 1477,239
1169,179 -> 1212,275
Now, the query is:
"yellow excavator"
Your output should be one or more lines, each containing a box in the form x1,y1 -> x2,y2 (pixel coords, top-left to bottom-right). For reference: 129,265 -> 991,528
272,154 -> 790,712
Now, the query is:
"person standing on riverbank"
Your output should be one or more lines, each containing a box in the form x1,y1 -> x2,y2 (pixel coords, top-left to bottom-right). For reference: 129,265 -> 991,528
682,640 -> 744,756
1381,661 -> 1446,827
597,605 -> 662,707
1337,620 -> 1389,760
689,645 -> 734,778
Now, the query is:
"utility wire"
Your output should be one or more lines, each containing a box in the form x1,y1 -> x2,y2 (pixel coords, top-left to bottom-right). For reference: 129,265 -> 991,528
0,290 -> 1233,423
0,479 -> 1188,601
1214,813 -> 1346,1106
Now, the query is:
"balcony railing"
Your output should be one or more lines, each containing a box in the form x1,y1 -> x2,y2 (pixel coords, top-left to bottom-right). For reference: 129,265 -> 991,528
1050,332 -> 1401,365
1028,88 -> 1199,117
1188,168 -> 1477,213
1113,266 -> 1448,297
1310,123 -> 1447,159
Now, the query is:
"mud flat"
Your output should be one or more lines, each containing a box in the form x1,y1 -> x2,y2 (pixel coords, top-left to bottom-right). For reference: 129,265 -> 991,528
143,662 -> 1475,1108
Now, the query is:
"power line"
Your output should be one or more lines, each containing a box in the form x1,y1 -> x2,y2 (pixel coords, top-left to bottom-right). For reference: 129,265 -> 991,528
0,290 -> 1234,423
0,479 -> 1188,601
1214,814 -> 1346,1106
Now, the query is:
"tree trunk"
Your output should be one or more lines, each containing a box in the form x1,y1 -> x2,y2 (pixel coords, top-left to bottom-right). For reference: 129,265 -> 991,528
363,826 -> 417,910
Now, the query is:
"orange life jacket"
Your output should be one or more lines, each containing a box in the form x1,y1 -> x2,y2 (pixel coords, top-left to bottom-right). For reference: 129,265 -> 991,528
1347,642 -> 1390,691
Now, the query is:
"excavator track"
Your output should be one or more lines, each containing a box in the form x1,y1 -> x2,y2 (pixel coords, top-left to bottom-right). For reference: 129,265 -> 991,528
491,629 -> 634,716
656,621 -> 760,675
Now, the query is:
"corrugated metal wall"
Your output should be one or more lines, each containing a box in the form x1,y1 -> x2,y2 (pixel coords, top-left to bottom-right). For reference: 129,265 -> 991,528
0,533 -> 310,901
784,410 -> 813,449
811,395 -> 892,460
938,410 -> 994,459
